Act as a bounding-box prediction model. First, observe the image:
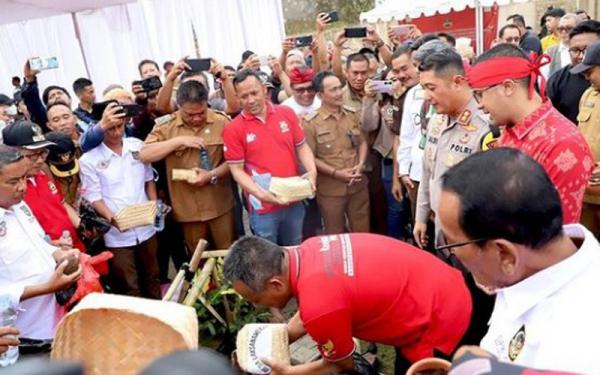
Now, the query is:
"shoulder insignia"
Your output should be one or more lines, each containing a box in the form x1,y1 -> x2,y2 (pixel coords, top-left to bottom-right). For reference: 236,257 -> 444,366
154,114 -> 174,127
456,109 -> 473,125
211,109 -> 231,122
303,111 -> 319,122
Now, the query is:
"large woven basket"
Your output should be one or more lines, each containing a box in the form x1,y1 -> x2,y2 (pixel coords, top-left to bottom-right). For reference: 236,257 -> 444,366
113,201 -> 158,231
269,176 -> 313,203
51,293 -> 198,375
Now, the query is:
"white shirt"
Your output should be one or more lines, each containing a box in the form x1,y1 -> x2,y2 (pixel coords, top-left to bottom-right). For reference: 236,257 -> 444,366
397,85 -> 426,182
481,224 -> 600,374
0,202 -> 62,340
79,138 -> 156,248
281,96 -> 321,118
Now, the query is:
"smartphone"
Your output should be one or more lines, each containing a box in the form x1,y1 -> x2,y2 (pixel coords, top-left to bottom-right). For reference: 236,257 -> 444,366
295,35 -> 313,48
139,76 -> 163,92
185,58 -> 212,72
392,25 -> 412,38
371,80 -> 394,95
91,100 -> 119,121
326,11 -> 339,23
29,57 -> 59,71
119,104 -> 143,118
344,27 -> 367,38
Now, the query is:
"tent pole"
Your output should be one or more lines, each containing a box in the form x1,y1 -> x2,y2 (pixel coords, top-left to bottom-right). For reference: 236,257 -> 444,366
71,12 -> 91,79
475,0 -> 484,55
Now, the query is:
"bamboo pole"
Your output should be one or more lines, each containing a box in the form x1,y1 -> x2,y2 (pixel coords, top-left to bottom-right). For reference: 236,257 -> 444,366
183,258 -> 216,306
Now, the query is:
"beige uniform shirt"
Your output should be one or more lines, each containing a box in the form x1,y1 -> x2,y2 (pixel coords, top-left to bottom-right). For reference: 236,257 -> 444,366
145,110 -> 234,222
415,98 -> 492,226
303,106 -> 367,197
578,87 -> 600,205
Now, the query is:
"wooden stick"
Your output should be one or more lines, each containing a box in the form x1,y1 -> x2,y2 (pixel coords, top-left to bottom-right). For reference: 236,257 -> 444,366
198,295 -> 227,326
162,269 -> 185,302
200,250 -> 229,259
183,258 -> 216,306
178,239 -> 209,303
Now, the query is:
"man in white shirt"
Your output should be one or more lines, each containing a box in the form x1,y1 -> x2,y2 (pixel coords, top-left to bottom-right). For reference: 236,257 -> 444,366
397,40 -> 451,221
79,102 -> 161,299
0,145 -> 80,340
438,147 -> 600,374
544,14 -> 579,78
281,67 -> 321,118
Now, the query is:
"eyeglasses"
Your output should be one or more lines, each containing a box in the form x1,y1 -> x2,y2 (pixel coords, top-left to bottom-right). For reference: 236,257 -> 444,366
435,237 -> 488,261
22,149 -> 49,161
569,47 -> 587,56
473,84 -> 500,103
558,26 -> 574,33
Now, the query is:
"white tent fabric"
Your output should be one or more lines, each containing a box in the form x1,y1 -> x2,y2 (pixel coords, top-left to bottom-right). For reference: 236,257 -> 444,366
0,0 -> 285,99
360,0 -> 530,22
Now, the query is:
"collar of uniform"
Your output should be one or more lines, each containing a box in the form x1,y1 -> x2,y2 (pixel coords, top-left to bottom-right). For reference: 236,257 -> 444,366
100,139 -> 134,159
319,106 -> 344,121
240,102 -> 276,121
494,224 -> 598,321
0,201 -> 25,221
506,100 -> 553,141
343,83 -> 363,102
451,97 -> 479,125
175,110 -> 215,129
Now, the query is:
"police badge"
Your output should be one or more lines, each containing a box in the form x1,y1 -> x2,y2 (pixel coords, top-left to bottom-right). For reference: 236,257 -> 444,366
508,325 -> 526,361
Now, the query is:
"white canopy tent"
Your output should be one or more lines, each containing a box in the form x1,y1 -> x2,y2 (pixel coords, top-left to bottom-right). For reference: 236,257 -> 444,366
360,0 -> 531,55
0,0 -> 286,99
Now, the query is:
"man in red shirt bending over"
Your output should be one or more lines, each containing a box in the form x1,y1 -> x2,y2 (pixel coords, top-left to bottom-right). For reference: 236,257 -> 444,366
224,234 -> 472,375
467,43 -> 593,223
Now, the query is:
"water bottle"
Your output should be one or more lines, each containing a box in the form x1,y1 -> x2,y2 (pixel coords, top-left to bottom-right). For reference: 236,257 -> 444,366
0,295 -> 18,367
198,148 -> 212,171
154,200 -> 165,232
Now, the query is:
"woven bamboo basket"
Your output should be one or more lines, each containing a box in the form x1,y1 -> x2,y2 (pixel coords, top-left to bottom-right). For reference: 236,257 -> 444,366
113,201 -> 158,231
269,176 -> 313,203
51,293 -> 198,375
172,168 -> 197,182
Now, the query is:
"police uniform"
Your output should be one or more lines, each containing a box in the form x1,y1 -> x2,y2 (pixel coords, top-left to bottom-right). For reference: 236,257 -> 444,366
145,110 -> 234,252
578,87 -> 600,236
302,106 -> 370,234
415,99 -> 492,240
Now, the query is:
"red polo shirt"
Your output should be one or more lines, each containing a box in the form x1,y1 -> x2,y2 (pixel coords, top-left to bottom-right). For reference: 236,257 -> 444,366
289,233 -> 472,363
223,103 -> 306,213
24,171 -> 85,251
498,101 -> 594,224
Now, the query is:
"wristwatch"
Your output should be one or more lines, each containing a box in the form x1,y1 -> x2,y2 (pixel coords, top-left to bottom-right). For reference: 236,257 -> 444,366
210,171 -> 218,185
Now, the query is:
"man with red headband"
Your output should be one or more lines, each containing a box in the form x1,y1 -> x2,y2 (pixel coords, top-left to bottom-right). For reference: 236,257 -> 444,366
281,67 -> 321,118
467,43 -> 593,224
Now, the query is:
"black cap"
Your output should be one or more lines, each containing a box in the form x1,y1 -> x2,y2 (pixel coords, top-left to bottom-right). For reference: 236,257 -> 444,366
257,71 -> 275,89
45,131 -> 79,178
2,120 -> 55,150
571,40 -> 600,74
0,93 -> 13,106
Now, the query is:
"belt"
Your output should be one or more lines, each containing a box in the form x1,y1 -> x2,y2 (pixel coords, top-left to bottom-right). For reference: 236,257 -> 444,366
382,158 -> 394,166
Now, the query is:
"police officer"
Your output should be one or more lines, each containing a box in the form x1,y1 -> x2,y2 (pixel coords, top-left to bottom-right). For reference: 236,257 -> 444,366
139,80 -> 235,253
573,40 -> 600,236
302,71 -> 370,234
413,49 -> 492,249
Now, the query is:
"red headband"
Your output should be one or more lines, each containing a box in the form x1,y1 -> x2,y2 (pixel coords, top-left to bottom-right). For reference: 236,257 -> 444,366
467,53 -> 551,101
289,67 -> 315,85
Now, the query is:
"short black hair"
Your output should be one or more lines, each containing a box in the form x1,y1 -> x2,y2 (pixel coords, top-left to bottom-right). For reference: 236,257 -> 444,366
138,59 -> 160,76
312,71 -> 337,93
0,145 -> 23,174
507,14 -> 526,28
359,47 -> 379,62
46,101 -> 72,114
72,78 -> 93,95
224,65 -> 236,72
546,7 -> 566,19
442,148 -> 563,250
233,68 -> 262,88
42,86 -> 71,106
410,34 -> 440,51
162,61 -> 174,70
176,80 -> 208,107
223,236 -> 285,292
499,24 -> 521,38
391,44 -> 413,60
473,43 -> 532,89
12,76 -> 20,83
345,52 -> 369,69
569,20 -> 600,39
437,32 -> 456,47
419,48 -> 465,76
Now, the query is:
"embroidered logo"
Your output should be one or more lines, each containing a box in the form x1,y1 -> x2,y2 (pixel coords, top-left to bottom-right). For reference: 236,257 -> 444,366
320,340 -> 336,358
279,121 -> 290,133
508,325 -> 526,361
246,133 -> 257,143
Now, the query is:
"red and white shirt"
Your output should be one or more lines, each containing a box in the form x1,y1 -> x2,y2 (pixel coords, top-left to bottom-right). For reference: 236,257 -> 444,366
223,103 -> 306,213
498,101 -> 594,223
289,233 -> 472,363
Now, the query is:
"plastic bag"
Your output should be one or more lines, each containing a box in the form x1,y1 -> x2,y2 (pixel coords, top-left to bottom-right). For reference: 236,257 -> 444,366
64,251 -> 113,308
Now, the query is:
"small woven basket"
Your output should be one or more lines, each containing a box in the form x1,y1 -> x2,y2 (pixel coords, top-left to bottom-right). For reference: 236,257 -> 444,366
113,201 -> 158,231
51,293 -> 198,375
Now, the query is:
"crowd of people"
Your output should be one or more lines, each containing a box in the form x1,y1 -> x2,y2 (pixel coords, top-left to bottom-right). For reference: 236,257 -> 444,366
1,5 -> 600,375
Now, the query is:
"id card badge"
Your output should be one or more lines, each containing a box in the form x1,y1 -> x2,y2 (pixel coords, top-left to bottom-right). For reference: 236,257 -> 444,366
419,134 -> 427,150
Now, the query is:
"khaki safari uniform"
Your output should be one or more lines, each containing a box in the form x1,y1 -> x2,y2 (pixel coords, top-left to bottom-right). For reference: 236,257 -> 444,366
303,105 -> 370,234
415,99 -> 492,242
145,110 -> 234,252
578,87 -> 600,236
